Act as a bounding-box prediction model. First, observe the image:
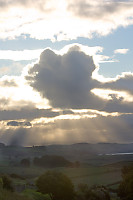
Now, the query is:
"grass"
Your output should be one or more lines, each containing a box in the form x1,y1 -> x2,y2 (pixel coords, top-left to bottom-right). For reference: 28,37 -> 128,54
0,156 -> 123,190
0,165 -> 45,178
0,162 -> 122,200
58,166 -> 122,186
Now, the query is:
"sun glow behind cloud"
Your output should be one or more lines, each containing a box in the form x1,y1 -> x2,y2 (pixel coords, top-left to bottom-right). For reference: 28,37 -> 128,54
91,88 -> 133,102
0,75 -> 50,110
0,35 -> 133,145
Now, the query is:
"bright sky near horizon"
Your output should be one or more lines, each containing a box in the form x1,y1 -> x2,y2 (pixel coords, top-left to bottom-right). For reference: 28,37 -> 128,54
0,0 -> 133,146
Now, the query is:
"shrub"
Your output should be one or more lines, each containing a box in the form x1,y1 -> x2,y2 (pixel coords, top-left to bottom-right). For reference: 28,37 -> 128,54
76,184 -> 110,200
0,188 -> 31,200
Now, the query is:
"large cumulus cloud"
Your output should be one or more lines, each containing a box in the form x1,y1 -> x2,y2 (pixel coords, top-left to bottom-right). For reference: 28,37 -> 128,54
26,47 -> 105,109
26,45 -> 133,114
1,44 -> 133,145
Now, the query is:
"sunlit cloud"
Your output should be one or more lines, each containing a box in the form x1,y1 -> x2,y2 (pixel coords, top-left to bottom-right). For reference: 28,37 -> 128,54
0,44 -> 132,115
1,113 -> 133,146
0,49 -> 43,61
0,45 -> 116,69
0,0 -> 133,40
114,48 -> 129,54
0,75 -> 50,110
92,88 -> 133,102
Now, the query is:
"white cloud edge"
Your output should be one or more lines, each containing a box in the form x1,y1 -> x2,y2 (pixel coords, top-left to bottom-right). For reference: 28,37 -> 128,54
0,44 -> 115,65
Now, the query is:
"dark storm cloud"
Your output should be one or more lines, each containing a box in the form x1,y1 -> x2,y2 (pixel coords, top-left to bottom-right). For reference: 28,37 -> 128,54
7,121 -> 32,127
67,0 -> 133,19
26,48 -> 105,109
0,108 -> 59,121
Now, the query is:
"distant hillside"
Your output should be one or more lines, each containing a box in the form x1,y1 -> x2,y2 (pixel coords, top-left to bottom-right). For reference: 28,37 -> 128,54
45,142 -> 133,155
1,142 -> 133,164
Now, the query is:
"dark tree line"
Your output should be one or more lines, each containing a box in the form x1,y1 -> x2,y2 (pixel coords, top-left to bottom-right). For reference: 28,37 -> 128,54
20,155 -> 80,168
33,155 -> 72,168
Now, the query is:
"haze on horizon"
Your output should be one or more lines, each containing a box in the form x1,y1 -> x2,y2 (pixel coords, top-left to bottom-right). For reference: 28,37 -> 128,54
0,0 -> 133,146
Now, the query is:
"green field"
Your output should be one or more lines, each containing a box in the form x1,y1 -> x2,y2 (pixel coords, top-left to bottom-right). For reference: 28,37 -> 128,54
0,163 -> 122,188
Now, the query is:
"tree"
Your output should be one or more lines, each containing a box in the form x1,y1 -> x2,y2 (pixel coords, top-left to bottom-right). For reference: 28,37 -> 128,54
36,171 -> 75,200
118,171 -> 133,200
20,158 -> 30,167
121,165 -> 133,177
1,175 -> 14,192
0,178 -> 3,190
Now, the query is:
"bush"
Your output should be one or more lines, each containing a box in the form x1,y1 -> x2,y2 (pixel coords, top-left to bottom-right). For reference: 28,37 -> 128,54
0,188 -> 31,200
76,184 -> 110,200
10,173 -> 25,180
36,171 -> 75,200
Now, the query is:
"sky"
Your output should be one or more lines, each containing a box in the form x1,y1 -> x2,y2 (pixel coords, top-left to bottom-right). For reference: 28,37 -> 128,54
0,0 -> 133,146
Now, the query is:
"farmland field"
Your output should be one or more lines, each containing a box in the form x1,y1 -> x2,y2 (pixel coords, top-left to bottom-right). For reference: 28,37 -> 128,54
0,163 -> 122,188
